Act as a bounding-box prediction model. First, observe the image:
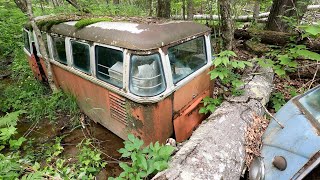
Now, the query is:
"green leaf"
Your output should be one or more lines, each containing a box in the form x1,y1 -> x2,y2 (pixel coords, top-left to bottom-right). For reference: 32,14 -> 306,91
214,57 -> 223,67
154,161 -> 168,171
297,50 -> 320,61
128,134 -> 135,143
209,70 -> 219,80
221,56 -> 229,66
9,137 -> 26,150
159,146 -> 175,160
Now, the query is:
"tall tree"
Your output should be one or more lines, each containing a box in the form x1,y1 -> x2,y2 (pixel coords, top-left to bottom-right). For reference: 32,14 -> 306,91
23,0 -> 58,92
266,0 -> 311,32
148,0 -> 153,16
182,0 -> 186,20
253,0 -> 260,23
157,0 -> 170,18
219,0 -> 234,50
187,0 -> 193,20
14,0 -> 27,13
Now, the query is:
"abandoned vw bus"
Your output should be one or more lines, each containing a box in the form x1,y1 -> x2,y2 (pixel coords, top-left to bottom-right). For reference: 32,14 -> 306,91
23,16 -> 213,144
250,85 -> 320,180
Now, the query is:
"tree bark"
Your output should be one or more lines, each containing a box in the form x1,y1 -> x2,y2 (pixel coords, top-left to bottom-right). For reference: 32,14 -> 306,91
65,0 -> 90,13
24,0 -> 57,92
182,0 -> 186,20
266,0 -> 311,32
219,0 -> 234,50
153,67 -> 274,180
14,0 -> 27,13
157,0 -> 170,18
186,0 -> 193,20
234,29 -> 320,52
148,0 -> 153,16
253,0 -> 260,22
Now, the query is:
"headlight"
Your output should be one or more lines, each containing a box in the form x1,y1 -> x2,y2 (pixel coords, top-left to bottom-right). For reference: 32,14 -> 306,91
249,157 -> 265,180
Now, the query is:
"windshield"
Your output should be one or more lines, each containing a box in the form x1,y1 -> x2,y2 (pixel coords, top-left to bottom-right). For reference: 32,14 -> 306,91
129,53 -> 166,97
298,86 -> 320,122
168,36 -> 207,84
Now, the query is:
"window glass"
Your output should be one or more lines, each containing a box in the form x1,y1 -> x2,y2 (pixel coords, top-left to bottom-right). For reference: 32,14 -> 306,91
23,30 -> 30,53
52,36 -> 67,64
299,86 -> 320,122
130,53 -> 166,97
168,36 -> 207,84
71,41 -> 90,73
95,46 -> 123,88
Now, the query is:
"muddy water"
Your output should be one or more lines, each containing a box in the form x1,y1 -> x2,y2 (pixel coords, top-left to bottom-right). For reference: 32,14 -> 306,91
16,118 -> 124,179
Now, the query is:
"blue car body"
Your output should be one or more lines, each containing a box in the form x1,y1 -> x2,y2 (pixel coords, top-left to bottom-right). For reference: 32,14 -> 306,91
261,85 -> 320,180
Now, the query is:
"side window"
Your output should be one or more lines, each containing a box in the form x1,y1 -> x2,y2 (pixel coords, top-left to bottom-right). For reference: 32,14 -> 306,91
168,36 -> 207,84
95,45 -> 123,88
23,30 -> 30,53
71,41 -> 91,74
129,53 -> 166,97
52,36 -> 67,64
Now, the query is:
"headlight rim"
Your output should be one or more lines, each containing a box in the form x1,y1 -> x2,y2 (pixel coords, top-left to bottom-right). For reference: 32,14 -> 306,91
249,156 -> 265,180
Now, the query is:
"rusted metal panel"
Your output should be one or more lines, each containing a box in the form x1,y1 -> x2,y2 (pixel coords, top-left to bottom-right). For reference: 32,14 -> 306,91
173,68 -> 211,113
174,89 -> 210,142
129,97 -> 173,145
51,64 -> 173,144
28,55 -> 43,81
50,21 -> 211,51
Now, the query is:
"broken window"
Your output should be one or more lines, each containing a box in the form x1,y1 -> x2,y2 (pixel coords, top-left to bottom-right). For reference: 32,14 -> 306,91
23,30 -> 30,53
168,36 -> 207,84
95,45 -> 123,88
52,36 -> 67,64
71,41 -> 90,74
129,53 -> 166,96
299,86 -> 320,121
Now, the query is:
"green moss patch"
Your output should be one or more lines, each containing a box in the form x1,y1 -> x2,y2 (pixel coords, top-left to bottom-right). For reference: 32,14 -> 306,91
75,17 -> 112,29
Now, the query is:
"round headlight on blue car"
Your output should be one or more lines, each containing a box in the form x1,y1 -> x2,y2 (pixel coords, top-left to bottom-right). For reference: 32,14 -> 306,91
249,157 -> 265,180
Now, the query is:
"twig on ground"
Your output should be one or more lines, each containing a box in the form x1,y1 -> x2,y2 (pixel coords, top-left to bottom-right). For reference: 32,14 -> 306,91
261,104 -> 284,129
308,64 -> 319,90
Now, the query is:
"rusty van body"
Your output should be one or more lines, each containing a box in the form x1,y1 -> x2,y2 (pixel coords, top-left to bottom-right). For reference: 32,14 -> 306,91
23,17 -> 213,144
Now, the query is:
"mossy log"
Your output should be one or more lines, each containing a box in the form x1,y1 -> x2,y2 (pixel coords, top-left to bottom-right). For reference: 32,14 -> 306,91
234,29 -> 320,52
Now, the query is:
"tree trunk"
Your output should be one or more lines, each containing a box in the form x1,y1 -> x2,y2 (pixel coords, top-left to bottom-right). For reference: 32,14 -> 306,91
24,0 -> 57,92
234,29 -> 320,52
65,0 -> 90,13
182,0 -> 186,20
187,0 -> 193,20
113,0 -> 119,4
219,0 -> 234,50
253,0 -> 260,22
153,67 -> 274,180
14,0 -> 27,13
266,0 -> 311,32
148,0 -> 153,16
157,0 -> 170,18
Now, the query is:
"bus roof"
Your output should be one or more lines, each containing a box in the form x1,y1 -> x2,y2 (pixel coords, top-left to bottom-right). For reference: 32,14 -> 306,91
37,16 -> 211,50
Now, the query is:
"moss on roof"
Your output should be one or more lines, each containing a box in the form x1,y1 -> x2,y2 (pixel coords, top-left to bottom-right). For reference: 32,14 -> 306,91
75,17 -> 112,29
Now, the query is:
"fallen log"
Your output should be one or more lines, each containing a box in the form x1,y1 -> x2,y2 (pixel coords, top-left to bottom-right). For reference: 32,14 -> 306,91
153,67 -> 274,180
234,29 -> 320,52
172,5 -> 320,21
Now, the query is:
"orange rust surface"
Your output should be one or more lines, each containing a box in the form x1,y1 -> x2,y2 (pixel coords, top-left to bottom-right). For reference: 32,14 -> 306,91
51,64 -> 127,140
173,68 -> 211,113
130,97 -> 173,145
39,58 -> 48,79
51,64 -> 173,144
28,55 -> 43,81
173,90 -> 210,142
